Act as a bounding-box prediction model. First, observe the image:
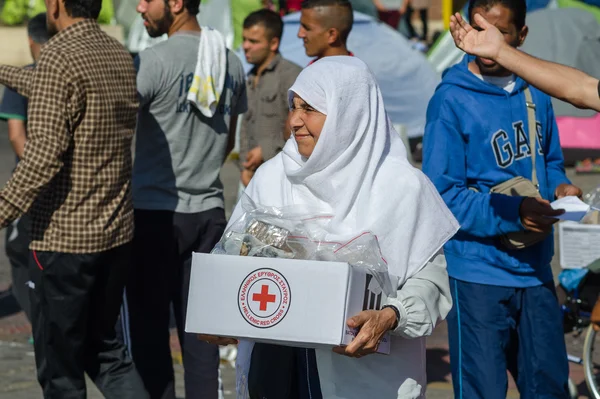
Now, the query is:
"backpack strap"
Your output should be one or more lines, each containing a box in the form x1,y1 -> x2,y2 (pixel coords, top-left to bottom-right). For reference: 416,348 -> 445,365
523,87 -> 538,188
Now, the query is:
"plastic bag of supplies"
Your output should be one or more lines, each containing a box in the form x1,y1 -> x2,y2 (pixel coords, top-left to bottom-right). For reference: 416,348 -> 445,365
213,195 -> 396,297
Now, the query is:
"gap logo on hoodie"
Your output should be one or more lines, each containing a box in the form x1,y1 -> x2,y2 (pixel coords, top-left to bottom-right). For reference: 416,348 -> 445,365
491,121 -> 543,168
422,55 -> 571,289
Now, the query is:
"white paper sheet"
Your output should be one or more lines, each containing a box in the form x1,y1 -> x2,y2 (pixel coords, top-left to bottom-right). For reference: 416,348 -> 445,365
550,196 -> 590,222
559,222 -> 600,268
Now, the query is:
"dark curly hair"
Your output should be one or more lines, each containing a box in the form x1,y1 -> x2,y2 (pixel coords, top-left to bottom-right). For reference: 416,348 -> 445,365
468,0 -> 527,30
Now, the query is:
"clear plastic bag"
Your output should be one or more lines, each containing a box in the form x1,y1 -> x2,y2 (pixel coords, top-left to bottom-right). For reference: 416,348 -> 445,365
580,185 -> 600,224
213,194 -> 397,298
212,194 -> 332,260
584,184 -> 600,210
333,233 -> 396,299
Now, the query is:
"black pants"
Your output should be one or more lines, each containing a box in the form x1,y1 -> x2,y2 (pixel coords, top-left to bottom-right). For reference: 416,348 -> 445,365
405,5 -> 428,40
28,243 -> 148,399
248,344 -> 322,399
5,214 -> 32,319
126,208 -> 228,399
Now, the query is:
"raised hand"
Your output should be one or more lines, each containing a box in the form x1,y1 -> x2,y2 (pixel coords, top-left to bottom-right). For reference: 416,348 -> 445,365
449,13 -> 505,60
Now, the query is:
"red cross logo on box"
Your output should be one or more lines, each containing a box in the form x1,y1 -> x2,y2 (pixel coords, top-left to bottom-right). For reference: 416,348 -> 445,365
253,285 -> 277,311
238,268 -> 291,329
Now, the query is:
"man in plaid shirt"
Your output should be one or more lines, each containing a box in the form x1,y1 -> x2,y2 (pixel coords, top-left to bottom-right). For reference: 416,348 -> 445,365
0,0 -> 148,397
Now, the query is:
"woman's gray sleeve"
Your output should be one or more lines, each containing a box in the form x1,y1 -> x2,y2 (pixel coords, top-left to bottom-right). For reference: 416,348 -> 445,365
382,251 -> 452,338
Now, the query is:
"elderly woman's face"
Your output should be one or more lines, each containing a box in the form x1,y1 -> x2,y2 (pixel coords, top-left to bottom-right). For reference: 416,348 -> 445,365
290,94 -> 326,158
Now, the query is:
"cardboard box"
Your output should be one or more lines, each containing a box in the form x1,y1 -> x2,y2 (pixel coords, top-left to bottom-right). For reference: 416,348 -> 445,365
185,253 -> 392,354
559,221 -> 600,269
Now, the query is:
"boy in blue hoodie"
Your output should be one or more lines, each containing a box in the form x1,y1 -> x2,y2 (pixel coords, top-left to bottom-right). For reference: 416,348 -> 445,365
423,0 -> 583,397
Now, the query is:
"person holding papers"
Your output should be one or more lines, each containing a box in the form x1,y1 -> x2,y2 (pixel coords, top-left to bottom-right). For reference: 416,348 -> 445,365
202,56 -> 459,398
422,0 -> 583,397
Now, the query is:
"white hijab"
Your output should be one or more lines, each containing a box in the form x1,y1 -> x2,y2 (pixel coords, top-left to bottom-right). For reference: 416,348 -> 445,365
232,57 -> 459,398
239,56 -> 458,284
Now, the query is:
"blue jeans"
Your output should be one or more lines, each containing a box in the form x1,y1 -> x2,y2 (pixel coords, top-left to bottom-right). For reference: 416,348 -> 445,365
447,277 -> 570,399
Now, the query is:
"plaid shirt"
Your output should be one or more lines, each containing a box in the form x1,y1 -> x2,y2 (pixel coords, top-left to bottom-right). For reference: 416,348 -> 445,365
0,20 -> 138,253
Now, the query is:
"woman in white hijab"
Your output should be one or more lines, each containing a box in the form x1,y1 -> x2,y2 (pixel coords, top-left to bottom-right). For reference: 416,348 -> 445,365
204,56 -> 459,398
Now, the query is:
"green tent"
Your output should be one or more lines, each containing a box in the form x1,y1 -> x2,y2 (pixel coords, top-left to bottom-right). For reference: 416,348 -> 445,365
232,0 -> 269,49
557,0 -> 600,22
1,0 -> 114,26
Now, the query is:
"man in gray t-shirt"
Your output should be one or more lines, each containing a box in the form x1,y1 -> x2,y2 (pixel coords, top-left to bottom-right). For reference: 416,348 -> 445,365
133,35 -> 246,213
125,1 -> 247,398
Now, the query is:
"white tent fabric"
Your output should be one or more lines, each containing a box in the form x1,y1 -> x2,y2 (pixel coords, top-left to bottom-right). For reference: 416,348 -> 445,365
520,8 -> 600,118
126,0 -> 235,53
237,11 -> 440,139
427,29 -> 464,75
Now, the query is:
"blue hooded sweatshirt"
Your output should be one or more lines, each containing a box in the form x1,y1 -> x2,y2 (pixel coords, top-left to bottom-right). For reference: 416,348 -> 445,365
422,55 -> 571,288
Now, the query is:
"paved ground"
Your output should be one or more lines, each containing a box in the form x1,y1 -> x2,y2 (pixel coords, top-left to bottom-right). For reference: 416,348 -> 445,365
0,100 -> 599,398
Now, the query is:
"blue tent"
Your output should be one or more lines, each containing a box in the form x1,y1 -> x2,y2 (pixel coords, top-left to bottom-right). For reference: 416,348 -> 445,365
238,11 -> 441,139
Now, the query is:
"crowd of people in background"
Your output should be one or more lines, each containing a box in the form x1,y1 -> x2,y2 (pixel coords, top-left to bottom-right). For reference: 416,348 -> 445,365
2,0 -> 600,398
1,0 -> 434,50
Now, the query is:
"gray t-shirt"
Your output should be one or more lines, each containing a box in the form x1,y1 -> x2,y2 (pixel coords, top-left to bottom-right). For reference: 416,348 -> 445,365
133,31 -> 247,213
